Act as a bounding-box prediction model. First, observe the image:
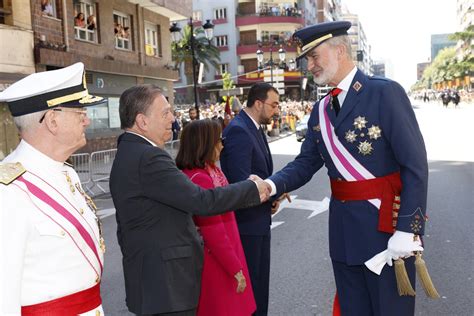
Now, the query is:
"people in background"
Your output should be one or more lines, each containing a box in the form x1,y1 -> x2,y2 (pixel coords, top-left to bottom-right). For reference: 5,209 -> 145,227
74,12 -> 86,28
87,15 -> 96,30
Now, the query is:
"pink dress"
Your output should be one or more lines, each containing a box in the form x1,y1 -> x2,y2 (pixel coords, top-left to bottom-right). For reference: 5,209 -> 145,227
183,165 -> 256,316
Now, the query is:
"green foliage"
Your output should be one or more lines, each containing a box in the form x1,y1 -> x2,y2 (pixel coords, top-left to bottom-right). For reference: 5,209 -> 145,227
221,72 -> 235,103
171,25 -> 221,72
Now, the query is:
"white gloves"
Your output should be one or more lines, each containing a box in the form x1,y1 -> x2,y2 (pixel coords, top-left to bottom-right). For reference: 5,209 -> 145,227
365,231 -> 424,275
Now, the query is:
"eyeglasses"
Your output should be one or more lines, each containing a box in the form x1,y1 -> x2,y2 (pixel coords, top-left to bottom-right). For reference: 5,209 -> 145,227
39,108 -> 88,123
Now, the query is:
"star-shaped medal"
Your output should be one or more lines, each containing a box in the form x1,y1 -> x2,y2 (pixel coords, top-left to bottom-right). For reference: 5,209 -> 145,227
357,141 -> 373,156
345,130 -> 357,143
367,125 -> 382,140
353,116 -> 368,130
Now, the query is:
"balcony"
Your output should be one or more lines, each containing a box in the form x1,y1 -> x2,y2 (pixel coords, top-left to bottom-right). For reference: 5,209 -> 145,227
236,14 -> 304,27
237,38 -> 298,55
237,70 -> 302,85
236,3 -> 304,27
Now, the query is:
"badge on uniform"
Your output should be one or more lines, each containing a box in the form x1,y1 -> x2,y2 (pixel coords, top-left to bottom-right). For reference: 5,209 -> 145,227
313,124 -> 321,132
352,81 -> 362,92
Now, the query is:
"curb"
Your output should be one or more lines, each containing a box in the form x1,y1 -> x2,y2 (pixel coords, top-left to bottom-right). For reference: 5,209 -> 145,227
267,131 -> 295,143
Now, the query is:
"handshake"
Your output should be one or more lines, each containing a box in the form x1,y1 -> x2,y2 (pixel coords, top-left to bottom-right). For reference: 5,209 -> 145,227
248,174 -> 272,203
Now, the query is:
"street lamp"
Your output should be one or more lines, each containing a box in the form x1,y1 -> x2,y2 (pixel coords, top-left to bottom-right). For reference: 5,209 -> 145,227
256,45 -> 286,84
170,17 -> 214,119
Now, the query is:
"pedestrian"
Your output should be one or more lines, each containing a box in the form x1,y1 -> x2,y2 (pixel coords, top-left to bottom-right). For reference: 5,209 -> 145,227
177,119 -> 257,316
171,110 -> 181,140
220,82 -> 287,316
0,62 -> 106,315
109,84 -> 271,316
183,107 -> 198,127
265,21 -> 428,315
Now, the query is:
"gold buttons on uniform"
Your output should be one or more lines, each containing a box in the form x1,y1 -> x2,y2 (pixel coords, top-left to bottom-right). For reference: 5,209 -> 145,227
96,311 -> 101,316
80,208 -> 84,215
60,230 -> 65,236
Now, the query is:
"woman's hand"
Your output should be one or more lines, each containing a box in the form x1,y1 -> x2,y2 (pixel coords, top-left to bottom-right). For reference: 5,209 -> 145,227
234,270 -> 246,293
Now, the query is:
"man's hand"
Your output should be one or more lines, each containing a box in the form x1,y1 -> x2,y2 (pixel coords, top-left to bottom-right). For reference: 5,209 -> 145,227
234,270 -> 246,293
386,231 -> 424,266
249,174 -> 271,203
271,193 -> 291,214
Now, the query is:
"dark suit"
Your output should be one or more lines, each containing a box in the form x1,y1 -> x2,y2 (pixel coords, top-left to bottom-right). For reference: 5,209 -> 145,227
269,69 -> 428,315
110,132 -> 260,315
220,110 -> 273,316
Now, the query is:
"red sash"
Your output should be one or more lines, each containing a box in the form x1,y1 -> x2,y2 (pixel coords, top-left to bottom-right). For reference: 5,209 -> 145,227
21,283 -> 101,316
330,172 -> 402,233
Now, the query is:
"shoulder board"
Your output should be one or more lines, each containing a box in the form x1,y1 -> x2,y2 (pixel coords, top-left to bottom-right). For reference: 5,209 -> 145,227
0,162 -> 26,185
64,161 -> 74,168
368,75 -> 390,81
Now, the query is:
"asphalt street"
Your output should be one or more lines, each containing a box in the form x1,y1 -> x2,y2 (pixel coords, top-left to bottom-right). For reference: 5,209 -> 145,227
97,100 -> 473,315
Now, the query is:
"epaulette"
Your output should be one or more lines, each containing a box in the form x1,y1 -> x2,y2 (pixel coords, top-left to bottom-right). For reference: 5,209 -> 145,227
0,162 -> 26,185
64,161 -> 74,168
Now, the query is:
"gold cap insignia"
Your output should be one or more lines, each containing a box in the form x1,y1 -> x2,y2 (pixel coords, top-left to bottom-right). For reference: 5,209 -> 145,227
0,162 -> 26,185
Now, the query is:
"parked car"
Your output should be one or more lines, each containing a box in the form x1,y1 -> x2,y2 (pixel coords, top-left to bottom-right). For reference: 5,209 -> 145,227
295,114 -> 310,142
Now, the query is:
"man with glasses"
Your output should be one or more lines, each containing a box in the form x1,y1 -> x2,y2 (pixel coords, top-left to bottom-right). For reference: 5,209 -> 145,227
0,62 -> 106,315
220,82 -> 285,316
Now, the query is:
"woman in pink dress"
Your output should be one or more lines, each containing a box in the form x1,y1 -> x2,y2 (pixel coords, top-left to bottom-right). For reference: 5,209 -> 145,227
176,119 -> 256,316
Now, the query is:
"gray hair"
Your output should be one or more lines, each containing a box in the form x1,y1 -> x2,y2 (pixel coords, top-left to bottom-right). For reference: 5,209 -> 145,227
119,84 -> 163,129
13,110 -> 46,133
326,35 -> 352,59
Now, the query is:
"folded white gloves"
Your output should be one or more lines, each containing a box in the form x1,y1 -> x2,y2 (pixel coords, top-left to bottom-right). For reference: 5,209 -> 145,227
365,231 -> 424,275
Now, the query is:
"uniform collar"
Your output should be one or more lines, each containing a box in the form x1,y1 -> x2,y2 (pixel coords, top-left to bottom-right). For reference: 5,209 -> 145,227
15,140 -> 65,172
337,66 -> 357,93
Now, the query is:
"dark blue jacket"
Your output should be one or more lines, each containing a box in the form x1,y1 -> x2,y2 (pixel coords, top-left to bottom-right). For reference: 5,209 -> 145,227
220,110 -> 274,235
269,70 -> 428,265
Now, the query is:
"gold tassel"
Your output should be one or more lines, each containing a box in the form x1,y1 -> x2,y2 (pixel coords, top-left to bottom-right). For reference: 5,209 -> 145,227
415,252 -> 440,299
394,259 -> 416,296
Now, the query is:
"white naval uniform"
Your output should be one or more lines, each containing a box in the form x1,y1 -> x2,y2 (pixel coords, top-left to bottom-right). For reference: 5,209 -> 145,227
0,140 -> 104,315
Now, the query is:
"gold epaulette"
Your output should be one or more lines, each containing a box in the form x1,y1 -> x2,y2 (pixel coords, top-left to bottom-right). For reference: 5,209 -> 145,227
0,162 -> 26,185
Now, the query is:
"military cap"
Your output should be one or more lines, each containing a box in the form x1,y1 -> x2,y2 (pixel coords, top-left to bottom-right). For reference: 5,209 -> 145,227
0,62 -> 105,117
293,21 -> 352,60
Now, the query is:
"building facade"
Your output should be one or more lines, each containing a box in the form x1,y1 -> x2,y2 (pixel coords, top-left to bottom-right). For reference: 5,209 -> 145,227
342,12 -> 372,76
431,33 -> 456,60
1,0 -> 188,154
0,0 -> 36,158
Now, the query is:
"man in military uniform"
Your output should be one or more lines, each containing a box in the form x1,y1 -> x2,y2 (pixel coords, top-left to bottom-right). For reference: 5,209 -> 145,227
0,63 -> 106,315
265,21 -> 428,315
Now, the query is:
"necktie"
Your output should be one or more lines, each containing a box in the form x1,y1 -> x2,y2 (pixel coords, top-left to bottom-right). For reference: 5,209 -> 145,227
330,88 -> 342,116
259,127 -> 269,155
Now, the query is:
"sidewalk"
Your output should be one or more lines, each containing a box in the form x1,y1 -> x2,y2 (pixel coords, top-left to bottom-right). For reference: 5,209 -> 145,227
267,130 -> 295,143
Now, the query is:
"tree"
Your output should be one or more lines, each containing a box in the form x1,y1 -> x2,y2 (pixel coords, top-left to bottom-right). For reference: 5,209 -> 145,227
171,24 -> 221,104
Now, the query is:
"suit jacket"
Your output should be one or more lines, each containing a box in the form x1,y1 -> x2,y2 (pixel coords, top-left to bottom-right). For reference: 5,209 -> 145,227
183,167 -> 256,316
220,110 -> 274,235
269,70 -> 429,265
109,132 -> 260,315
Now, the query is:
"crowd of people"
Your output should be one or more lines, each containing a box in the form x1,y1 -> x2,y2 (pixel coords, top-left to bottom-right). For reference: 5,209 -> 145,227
172,99 -> 312,141
411,88 -> 468,107
74,12 -> 96,30
1,21 -> 434,316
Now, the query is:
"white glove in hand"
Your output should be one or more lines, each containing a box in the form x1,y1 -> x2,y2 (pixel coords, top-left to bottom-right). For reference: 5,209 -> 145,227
386,231 -> 424,266
365,231 -> 424,275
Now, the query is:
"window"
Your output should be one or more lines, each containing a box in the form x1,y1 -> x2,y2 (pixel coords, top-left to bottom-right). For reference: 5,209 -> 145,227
145,22 -> 162,57
192,10 -> 202,22
41,0 -> 56,18
215,35 -> 228,47
213,8 -> 227,20
74,1 -> 97,42
216,63 -> 229,75
114,12 -> 132,50
0,1 -> 12,25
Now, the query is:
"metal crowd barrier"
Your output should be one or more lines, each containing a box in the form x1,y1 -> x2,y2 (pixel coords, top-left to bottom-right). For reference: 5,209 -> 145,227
71,140 -> 180,196
69,153 -> 92,194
